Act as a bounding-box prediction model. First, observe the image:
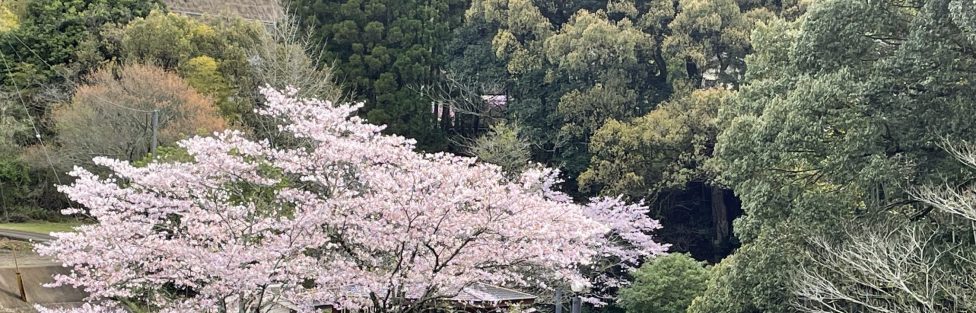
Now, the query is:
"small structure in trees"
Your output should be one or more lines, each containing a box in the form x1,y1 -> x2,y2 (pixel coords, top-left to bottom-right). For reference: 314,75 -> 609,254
449,284 -> 536,311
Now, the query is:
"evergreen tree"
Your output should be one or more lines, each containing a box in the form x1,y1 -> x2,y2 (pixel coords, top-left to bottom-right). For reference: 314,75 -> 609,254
0,0 -> 159,89
701,1 -> 976,311
291,0 -> 468,151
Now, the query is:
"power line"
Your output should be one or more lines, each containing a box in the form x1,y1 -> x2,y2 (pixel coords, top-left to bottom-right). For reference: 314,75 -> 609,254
2,27 -> 163,185
86,96 -> 156,113
8,34 -> 157,114
0,48 -> 62,185
3,32 -> 163,170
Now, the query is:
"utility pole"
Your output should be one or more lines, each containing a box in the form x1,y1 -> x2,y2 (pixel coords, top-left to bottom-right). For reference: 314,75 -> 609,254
150,109 -> 159,159
571,295 -> 581,313
554,289 -> 562,313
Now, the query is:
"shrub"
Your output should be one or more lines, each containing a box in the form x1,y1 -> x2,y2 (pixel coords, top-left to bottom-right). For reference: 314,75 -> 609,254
618,254 -> 709,313
53,64 -> 226,168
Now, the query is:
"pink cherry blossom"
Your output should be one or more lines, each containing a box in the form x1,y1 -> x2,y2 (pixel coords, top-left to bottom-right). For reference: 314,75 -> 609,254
37,87 -> 668,313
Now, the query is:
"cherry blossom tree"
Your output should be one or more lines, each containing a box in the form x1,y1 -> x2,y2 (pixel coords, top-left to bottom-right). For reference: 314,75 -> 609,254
36,87 -> 668,313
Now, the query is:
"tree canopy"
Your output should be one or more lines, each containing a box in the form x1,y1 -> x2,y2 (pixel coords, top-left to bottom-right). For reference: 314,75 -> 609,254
52,63 -> 226,168
618,253 -> 709,313
5,1 -> 976,312
702,0 -> 976,311
37,87 -> 666,313
291,0 -> 469,151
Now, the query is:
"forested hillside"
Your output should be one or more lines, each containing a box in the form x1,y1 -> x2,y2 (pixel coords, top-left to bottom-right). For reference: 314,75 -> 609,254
1,0 -> 976,312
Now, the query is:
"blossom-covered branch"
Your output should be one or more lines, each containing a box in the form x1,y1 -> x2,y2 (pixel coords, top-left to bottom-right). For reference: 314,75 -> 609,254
38,87 -> 667,313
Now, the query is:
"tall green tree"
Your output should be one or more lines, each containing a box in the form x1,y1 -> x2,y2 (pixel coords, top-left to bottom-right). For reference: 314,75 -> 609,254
121,10 -> 263,121
544,8 -> 662,176
580,88 -> 733,260
0,0 -> 159,90
291,0 -> 468,151
0,94 -> 29,215
467,0 -> 792,188
470,0 -> 670,181
663,0 -> 768,88
459,0 -> 795,262
703,0 -> 976,311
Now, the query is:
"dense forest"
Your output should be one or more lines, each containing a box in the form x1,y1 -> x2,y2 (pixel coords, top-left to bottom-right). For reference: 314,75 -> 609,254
1,0 -> 976,312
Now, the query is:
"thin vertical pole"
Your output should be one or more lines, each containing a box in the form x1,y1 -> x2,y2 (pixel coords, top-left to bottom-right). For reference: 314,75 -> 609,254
15,272 -> 24,302
150,110 -> 159,159
13,249 -> 25,302
571,296 -> 581,313
555,289 -> 562,313
0,184 -> 7,221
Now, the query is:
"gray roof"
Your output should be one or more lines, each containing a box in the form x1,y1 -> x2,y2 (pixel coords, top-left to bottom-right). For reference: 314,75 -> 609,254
160,0 -> 284,23
451,284 -> 536,303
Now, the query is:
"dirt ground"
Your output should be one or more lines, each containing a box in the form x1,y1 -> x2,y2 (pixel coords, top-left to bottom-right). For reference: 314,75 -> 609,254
0,245 -> 87,312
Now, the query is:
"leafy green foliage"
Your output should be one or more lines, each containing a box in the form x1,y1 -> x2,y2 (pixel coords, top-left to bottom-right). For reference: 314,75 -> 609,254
581,88 -> 727,198
180,56 -> 235,116
469,122 -> 532,176
466,0 -> 799,188
702,0 -> 976,311
0,98 -> 29,211
122,10 -> 220,68
0,156 -> 29,209
579,88 -> 734,260
0,0 -> 159,87
618,253 -> 708,313
121,10 -> 262,121
0,5 -> 18,33
664,0 -> 763,87
468,1 -> 670,180
0,1 -> 159,211
546,9 -> 661,175
291,0 -> 468,151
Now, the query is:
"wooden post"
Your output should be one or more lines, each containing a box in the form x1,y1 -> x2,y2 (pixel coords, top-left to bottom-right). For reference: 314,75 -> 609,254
15,272 -> 25,302
13,249 -> 25,302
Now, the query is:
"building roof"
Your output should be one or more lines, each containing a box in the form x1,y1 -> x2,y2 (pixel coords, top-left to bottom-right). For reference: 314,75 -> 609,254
451,284 -> 536,303
481,95 -> 508,109
160,0 -> 284,24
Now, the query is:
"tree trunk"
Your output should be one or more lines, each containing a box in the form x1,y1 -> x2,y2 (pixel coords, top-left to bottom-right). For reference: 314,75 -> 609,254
711,187 -> 730,250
